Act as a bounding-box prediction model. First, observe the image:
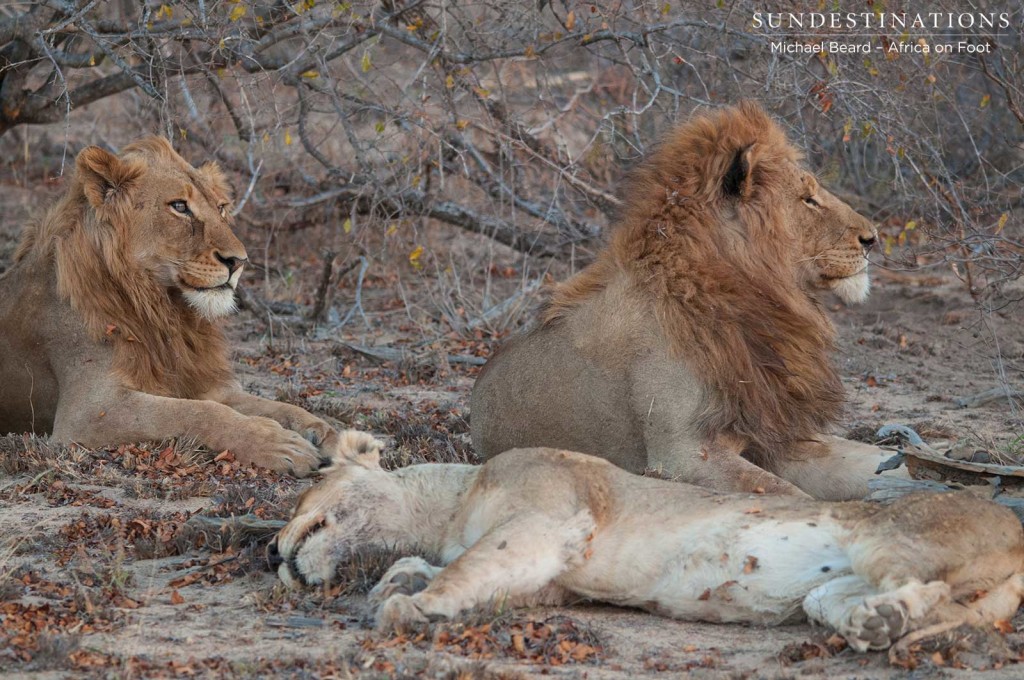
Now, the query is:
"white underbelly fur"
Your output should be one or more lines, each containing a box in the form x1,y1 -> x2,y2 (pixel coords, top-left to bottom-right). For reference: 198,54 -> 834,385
564,516 -> 851,624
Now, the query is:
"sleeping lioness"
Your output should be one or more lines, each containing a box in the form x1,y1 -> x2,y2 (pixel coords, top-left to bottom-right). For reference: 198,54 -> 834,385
274,437 -> 1024,655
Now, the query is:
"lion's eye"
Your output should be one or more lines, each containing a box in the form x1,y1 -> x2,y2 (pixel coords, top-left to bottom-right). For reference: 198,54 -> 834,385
802,196 -> 821,208
218,204 -> 228,218
170,200 -> 191,215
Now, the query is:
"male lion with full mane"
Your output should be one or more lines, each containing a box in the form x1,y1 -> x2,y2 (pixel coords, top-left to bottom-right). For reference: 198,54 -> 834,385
274,440 -> 1024,657
472,102 -> 897,499
0,138 -> 359,474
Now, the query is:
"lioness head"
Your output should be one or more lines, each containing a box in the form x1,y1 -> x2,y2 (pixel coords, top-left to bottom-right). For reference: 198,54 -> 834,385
718,114 -> 878,304
75,137 -> 247,319
271,432 -> 388,587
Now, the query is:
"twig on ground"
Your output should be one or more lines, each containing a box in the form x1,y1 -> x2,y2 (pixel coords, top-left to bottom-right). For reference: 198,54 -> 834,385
333,341 -> 486,366
955,386 -> 1024,409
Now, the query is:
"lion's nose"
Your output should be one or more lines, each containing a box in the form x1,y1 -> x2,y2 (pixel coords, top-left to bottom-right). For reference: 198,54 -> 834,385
214,252 -> 247,274
858,233 -> 877,251
267,538 -> 284,569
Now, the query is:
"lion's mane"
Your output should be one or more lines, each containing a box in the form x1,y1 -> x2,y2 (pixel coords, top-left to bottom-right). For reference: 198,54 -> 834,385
14,138 -> 233,397
543,103 -> 844,461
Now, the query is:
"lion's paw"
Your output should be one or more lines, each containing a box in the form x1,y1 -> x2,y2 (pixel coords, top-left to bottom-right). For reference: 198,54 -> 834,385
369,557 -> 439,608
299,421 -> 333,447
233,416 -> 322,476
842,599 -> 908,651
375,593 -> 430,633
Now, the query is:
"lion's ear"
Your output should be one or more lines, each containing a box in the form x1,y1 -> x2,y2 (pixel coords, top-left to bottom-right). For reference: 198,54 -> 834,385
76,146 -> 144,210
327,431 -> 384,471
722,144 -> 756,199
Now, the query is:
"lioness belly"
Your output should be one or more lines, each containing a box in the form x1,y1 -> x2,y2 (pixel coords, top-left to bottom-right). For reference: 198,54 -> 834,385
562,511 -> 850,624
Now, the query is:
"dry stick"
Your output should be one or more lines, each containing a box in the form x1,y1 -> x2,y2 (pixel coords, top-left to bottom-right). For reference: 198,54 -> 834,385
334,341 -> 486,366
183,514 -> 286,541
232,159 -> 262,216
192,53 -> 253,142
955,386 -> 1024,409
463,280 -> 544,334
338,256 -> 371,330
309,255 -> 359,323
235,286 -> 301,317
979,55 -> 1024,130
308,250 -> 337,323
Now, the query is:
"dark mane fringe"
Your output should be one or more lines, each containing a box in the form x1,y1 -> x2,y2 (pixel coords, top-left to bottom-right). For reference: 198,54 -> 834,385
543,102 -> 843,461
18,139 -> 233,397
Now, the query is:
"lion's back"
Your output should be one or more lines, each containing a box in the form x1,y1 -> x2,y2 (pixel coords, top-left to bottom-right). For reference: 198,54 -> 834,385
471,316 -> 647,471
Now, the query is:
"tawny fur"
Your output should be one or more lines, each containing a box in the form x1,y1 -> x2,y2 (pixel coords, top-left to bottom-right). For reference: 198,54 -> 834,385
472,102 -> 888,499
276,443 -> 1024,655
28,139 -> 234,396
545,103 -> 841,457
0,138 -> 359,474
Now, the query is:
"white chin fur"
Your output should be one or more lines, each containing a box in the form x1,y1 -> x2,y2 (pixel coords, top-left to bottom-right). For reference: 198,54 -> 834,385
831,270 -> 871,304
182,287 -> 237,319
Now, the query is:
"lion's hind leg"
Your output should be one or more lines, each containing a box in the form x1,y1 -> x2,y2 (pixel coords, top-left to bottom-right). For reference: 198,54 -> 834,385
373,511 -> 593,632
803,575 -> 953,651
888,572 -> 1024,661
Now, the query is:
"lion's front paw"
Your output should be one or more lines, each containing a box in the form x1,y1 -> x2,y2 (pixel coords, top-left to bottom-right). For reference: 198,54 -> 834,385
231,416 -> 322,476
368,557 -> 439,608
842,599 -> 908,651
375,593 -> 430,633
267,406 -> 335,447
298,419 -> 334,447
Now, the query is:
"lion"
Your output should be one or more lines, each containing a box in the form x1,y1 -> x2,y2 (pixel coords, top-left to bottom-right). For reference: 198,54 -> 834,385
273,441 -> 1024,656
0,137 -> 356,474
471,102 -> 896,500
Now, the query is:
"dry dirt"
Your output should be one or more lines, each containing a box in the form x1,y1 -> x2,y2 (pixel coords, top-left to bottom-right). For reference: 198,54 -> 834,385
2,175 -> 1024,679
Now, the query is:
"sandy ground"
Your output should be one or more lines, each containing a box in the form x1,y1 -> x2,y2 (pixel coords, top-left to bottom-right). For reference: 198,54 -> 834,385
2,178 -> 1024,678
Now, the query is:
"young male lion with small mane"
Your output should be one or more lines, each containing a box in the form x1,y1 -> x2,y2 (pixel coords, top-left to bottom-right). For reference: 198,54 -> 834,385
472,102 -> 901,500
274,437 -> 1024,658
0,138 -> 362,474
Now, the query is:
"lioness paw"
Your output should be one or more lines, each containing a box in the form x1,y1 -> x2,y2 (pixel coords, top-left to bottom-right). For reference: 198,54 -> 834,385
375,593 -> 429,633
369,557 -> 440,607
842,599 -> 908,651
